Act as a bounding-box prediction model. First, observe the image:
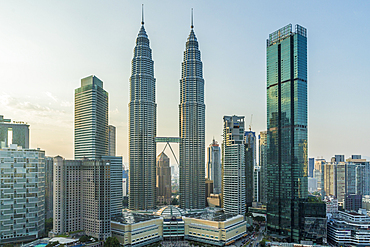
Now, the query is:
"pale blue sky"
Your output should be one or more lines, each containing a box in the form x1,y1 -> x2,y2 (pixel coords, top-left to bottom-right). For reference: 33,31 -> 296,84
1,1 -> 369,164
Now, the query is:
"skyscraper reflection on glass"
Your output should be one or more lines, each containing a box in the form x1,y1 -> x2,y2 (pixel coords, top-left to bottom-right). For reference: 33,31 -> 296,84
266,24 -> 308,242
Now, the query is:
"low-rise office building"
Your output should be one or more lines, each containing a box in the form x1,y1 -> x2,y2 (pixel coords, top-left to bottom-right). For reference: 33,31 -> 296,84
112,206 -> 247,246
111,212 -> 163,247
327,211 -> 370,246
184,210 -> 246,246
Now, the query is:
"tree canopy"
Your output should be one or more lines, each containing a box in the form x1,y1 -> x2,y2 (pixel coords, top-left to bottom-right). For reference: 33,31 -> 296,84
104,236 -> 120,247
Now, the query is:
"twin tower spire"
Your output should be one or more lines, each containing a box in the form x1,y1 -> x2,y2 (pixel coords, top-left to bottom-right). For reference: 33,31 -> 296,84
140,4 -> 194,27
129,6 -> 205,210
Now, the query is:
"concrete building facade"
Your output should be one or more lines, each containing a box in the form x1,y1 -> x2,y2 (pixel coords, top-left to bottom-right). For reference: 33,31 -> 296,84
53,156 -> 111,240
222,116 -> 246,215
0,145 -> 45,244
0,115 -> 29,149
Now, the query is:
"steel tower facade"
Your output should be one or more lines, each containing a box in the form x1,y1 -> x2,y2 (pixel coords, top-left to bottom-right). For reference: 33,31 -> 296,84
266,24 -> 308,242
179,13 -> 206,209
128,15 -> 157,210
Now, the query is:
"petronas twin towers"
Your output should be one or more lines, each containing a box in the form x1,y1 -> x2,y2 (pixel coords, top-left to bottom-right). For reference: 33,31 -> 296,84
129,8 -> 205,210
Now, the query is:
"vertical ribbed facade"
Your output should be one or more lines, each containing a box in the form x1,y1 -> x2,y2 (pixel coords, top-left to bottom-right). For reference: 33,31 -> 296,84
108,125 -> 116,156
266,24 -> 308,242
74,75 -> 108,160
179,25 -> 205,209
129,23 -> 156,210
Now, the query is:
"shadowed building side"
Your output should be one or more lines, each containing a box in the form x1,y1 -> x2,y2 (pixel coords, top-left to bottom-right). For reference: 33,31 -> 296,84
156,152 -> 172,205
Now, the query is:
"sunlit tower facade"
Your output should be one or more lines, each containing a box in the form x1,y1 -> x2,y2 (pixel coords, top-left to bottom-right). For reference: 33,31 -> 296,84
179,11 -> 206,209
74,75 -> 108,160
266,24 -> 308,242
128,10 -> 157,210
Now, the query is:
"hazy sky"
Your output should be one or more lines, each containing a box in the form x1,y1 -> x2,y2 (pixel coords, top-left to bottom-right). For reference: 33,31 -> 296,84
1,1 -> 370,165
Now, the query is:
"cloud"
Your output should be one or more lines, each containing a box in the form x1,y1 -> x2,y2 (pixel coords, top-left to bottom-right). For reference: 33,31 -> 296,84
60,101 -> 72,107
45,92 -> 58,102
0,93 -> 72,128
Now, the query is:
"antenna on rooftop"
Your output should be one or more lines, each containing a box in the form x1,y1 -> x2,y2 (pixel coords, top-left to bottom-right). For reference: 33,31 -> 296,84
249,114 -> 253,131
141,4 -> 144,25
191,8 -> 194,29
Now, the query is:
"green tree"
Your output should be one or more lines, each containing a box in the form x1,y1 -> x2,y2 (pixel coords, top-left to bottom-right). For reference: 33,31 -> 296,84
79,235 -> 90,242
171,198 -> 179,205
247,225 -> 254,232
45,218 -> 53,233
46,241 -> 59,247
104,236 -> 120,247
255,225 -> 260,232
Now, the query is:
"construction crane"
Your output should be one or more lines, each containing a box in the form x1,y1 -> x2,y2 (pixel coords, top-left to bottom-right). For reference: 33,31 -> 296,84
249,114 -> 253,131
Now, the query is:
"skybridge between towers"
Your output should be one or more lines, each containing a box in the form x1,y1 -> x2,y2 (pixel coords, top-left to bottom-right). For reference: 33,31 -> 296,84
155,137 -> 180,165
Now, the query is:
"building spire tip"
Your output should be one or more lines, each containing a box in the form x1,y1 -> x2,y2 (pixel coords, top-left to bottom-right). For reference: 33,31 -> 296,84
141,4 -> 144,25
191,8 -> 194,29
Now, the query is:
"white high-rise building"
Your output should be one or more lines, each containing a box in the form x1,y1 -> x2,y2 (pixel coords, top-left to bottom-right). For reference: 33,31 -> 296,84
179,11 -> 206,209
222,116 -> 246,215
0,144 -> 45,244
206,139 -> 221,194
53,156 -> 111,240
128,9 -> 156,210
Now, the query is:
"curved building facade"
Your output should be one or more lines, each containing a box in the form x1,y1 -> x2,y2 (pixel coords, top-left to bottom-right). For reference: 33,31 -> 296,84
179,18 -> 206,209
129,19 -> 157,210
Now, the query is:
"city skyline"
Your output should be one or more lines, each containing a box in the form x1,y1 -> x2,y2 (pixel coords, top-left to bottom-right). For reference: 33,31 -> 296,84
1,1 -> 370,163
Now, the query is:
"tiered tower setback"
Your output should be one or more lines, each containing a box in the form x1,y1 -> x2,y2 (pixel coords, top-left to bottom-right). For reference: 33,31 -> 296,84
128,8 -> 157,210
179,10 -> 206,209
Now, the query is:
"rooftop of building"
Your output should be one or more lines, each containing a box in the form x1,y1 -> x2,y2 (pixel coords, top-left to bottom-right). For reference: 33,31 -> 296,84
267,24 -> 307,47
111,211 -> 160,225
155,205 -> 187,217
1,144 -> 41,151
0,115 -> 28,125
184,208 -> 240,222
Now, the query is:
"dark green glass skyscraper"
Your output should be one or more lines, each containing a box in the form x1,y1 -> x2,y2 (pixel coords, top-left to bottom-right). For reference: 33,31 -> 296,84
266,24 -> 308,242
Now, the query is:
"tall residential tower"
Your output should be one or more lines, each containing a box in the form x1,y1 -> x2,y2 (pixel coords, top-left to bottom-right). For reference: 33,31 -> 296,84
222,116 -> 246,215
179,10 -> 206,209
128,9 -> 157,210
266,24 -> 308,242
